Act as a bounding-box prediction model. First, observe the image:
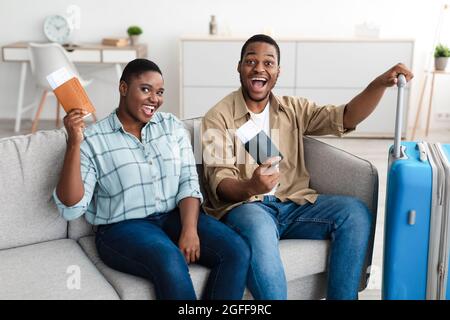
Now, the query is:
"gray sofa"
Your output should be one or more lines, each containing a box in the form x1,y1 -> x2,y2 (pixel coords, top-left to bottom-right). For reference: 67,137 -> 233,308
0,118 -> 378,300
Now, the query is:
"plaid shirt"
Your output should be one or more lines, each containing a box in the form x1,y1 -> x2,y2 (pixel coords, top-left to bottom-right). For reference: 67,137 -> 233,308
53,109 -> 203,225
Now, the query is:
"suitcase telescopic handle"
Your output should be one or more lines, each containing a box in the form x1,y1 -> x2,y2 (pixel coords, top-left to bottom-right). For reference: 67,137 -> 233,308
393,74 -> 407,159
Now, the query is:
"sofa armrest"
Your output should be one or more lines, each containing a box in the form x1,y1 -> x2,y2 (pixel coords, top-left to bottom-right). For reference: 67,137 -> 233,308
303,136 -> 379,216
303,136 -> 379,291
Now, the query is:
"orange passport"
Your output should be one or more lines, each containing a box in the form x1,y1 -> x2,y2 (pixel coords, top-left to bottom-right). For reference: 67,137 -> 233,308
53,77 -> 95,114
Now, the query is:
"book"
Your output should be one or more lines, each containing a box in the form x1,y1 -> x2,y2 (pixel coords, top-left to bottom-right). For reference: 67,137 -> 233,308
46,67 -> 95,116
102,37 -> 129,47
236,119 -> 283,167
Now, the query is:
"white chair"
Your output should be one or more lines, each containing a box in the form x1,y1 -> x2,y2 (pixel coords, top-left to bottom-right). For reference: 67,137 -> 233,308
27,42 -> 95,133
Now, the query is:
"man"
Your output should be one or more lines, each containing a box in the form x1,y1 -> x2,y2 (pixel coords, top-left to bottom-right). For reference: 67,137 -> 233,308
201,34 -> 413,300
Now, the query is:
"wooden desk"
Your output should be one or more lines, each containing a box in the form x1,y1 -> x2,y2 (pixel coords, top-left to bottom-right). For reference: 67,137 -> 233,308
411,70 -> 450,139
1,42 -> 147,132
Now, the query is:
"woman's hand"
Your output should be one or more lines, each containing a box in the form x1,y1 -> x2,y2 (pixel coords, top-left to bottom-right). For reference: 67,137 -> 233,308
56,108 -> 88,206
178,197 -> 201,263
178,228 -> 200,264
64,109 -> 88,146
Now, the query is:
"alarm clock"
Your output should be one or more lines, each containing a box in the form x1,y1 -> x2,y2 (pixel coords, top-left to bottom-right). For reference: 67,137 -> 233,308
43,14 -> 72,44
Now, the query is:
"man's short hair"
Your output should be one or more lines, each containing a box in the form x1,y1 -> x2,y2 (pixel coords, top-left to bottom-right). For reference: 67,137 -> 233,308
240,34 -> 281,65
120,58 -> 162,84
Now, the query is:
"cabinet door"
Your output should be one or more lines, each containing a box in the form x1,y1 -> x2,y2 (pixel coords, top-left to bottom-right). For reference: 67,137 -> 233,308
275,42 -> 296,88
295,88 -> 409,137
183,87 -> 235,119
296,41 -> 413,88
181,40 -> 297,119
182,40 -> 296,87
182,87 -> 296,119
273,87 -> 295,97
183,41 -> 242,87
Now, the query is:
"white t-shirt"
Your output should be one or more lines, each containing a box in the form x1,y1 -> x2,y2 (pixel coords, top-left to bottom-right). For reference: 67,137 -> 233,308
249,103 -> 270,137
249,103 -> 278,196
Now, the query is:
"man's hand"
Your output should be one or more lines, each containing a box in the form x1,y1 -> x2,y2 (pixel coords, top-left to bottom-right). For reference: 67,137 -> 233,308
375,63 -> 414,87
248,158 -> 280,195
343,63 -> 414,129
216,157 -> 281,203
64,109 -> 88,147
178,228 -> 200,264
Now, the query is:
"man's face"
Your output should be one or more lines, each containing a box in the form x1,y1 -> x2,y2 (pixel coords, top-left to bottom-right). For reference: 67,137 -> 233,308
120,71 -> 164,123
238,41 -> 280,103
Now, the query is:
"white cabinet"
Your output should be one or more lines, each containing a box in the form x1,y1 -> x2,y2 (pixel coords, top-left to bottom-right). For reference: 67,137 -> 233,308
182,41 -> 242,87
183,87 -> 234,119
183,86 -> 295,119
180,37 -> 414,137
180,38 -> 297,119
296,88 -> 409,136
296,42 -> 412,87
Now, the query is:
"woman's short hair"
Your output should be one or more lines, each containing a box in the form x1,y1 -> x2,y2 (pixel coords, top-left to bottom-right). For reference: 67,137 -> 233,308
120,59 -> 162,84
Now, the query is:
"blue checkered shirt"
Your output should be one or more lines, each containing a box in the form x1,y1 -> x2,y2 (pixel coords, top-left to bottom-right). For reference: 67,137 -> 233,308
53,110 -> 203,225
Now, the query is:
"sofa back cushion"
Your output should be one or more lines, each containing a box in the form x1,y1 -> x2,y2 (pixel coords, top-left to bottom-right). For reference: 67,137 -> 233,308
181,118 -> 209,201
0,129 -> 68,249
68,216 -> 94,241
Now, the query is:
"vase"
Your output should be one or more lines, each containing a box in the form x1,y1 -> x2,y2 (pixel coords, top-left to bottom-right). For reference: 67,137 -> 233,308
130,35 -> 140,46
435,57 -> 448,71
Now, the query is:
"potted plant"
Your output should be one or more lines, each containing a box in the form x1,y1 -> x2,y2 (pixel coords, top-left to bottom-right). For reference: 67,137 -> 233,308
127,25 -> 143,46
434,43 -> 450,71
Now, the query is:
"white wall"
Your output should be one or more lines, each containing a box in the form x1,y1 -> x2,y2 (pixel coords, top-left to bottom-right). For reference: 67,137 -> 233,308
1,0 -> 449,132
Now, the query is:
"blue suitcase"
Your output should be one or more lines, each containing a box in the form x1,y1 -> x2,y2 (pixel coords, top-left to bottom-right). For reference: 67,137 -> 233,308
382,75 -> 450,300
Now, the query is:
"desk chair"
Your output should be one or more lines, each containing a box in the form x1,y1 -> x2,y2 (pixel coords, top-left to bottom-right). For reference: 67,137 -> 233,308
27,43 -> 96,133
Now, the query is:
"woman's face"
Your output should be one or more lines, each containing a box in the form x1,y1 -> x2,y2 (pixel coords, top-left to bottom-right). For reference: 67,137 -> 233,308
120,71 -> 164,123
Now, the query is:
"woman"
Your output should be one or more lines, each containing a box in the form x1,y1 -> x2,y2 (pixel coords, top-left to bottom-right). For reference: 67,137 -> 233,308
53,58 -> 250,300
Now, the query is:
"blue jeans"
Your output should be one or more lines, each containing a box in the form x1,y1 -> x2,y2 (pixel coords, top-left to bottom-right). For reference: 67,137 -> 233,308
95,209 -> 250,300
221,195 -> 373,300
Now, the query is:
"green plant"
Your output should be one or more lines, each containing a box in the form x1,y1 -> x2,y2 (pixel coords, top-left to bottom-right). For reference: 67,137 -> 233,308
434,43 -> 450,58
127,26 -> 143,36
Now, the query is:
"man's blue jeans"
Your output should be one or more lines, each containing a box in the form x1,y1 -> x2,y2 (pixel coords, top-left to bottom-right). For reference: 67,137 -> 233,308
221,195 -> 373,300
95,209 -> 250,300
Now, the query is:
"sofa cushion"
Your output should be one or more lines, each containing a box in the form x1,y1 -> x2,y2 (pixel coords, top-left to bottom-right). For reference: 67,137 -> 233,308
181,118 -> 202,163
78,236 -> 210,299
285,273 -> 327,300
0,130 -> 68,250
0,239 -> 119,299
68,216 -> 94,241
78,235 -> 329,299
279,239 -> 329,281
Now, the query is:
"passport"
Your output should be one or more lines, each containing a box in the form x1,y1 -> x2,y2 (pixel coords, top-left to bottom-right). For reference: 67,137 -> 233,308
236,119 -> 283,165
46,67 -> 95,115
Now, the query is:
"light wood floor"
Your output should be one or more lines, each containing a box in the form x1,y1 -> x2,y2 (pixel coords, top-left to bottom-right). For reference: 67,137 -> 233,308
1,119 -> 449,300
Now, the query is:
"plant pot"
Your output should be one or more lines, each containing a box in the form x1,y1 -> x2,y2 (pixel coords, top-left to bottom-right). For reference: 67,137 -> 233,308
129,35 -> 140,46
434,57 -> 448,71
